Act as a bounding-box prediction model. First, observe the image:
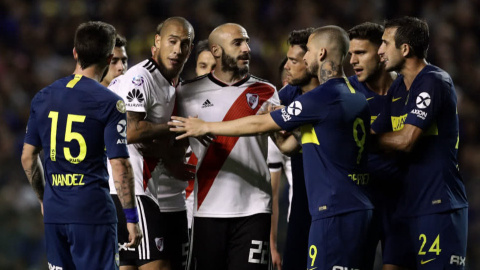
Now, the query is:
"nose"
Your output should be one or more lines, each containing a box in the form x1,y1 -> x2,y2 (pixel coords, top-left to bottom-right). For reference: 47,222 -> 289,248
241,42 -> 250,53
284,60 -> 289,70
378,44 -> 385,57
350,54 -> 358,65
117,61 -> 126,73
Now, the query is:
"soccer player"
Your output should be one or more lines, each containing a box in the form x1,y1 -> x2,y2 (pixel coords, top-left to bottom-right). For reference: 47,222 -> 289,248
176,23 -> 279,270
171,25 -> 377,270
372,16 -> 468,269
347,22 -> 411,270
21,21 -> 142,269
101,34 -> 128,87
272,28 -> 318,270
194,39 -> 216,77
108,17 -> 194,270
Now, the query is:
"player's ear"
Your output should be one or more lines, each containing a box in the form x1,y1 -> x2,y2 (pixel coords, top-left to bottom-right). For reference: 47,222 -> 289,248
211,44 -> 221,58
401,43 -> 410,57
318,48 -> 326,62
73,48 -> 78,61
154,34 -> 161,49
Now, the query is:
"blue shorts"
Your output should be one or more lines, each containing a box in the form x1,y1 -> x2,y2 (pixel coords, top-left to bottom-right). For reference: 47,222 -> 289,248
307,210 -> 377,270
45,223 -> 118,269
408,208 -> 468,270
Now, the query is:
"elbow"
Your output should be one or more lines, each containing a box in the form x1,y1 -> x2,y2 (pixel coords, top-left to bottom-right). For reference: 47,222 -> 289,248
397,138 -> 416,153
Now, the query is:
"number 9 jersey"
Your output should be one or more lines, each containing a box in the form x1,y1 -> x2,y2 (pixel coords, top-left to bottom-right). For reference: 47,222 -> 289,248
270,77 -> 373,220
24,74 -> 129,224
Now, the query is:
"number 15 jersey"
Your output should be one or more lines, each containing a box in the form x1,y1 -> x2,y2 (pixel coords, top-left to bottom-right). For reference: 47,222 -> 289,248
24,74 -> 129,224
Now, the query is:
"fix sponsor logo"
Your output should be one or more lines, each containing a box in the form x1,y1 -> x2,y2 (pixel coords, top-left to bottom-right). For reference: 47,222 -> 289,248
411,109 -> 427,120
248,240 -> 269,264
132,75 -> 145,86
127,89 -> 144,103
48,262 -> 63,270
450,255 -> 466,266
416,92 -> 431,109
287,101 -> 302,116
119,242 -> 135,251
332,266 -> 359,270
52,174 -> 85,186
117,119 -> 127,144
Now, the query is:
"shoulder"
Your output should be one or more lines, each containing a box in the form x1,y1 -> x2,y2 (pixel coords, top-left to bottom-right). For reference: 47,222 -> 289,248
418,65 -> 453,89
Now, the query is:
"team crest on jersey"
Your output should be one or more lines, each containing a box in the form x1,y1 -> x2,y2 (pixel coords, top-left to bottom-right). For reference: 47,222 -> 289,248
155,237 -> 164,251
287,101 -> 302,116
132,75 -> 145,86
116,100 -> 126,113
416,92 -> 431,109
246,93 -> 259,109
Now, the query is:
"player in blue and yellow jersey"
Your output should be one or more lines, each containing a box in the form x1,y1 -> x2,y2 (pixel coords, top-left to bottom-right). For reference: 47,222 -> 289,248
21,21 -> 142,269
273,27 -> 318,270
169,26 -> 377,270
373,16 -> 468,269
347,22 -> 414,270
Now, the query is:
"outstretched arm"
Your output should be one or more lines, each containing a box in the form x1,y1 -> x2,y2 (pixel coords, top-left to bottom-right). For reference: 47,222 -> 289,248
21,143 -> 45,207
169,113 -> 281,139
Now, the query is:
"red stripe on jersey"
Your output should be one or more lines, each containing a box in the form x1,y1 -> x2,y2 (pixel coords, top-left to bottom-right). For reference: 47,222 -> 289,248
185,153 -> 198,199
143,157 -> 159,191
196,82 -> 275,209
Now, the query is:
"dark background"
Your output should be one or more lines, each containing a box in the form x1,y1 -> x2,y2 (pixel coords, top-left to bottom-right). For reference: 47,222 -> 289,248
1,0 -> 479,269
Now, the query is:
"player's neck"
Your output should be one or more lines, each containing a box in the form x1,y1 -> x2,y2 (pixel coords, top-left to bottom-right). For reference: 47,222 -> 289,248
73,63 -> 104,82
100,78 -> 110,87
401,58 -> 427,90
365,71 -> 396,96
301,78 -> 320,94
212,68 -> 247,85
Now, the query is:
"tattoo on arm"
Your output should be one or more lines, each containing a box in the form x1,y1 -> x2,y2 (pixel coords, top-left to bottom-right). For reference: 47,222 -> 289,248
319,61 -> 338,84
24,156 -> 45,201
113,159 -> 136,209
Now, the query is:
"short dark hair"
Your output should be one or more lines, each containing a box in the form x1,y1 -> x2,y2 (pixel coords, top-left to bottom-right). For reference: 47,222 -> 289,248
115,34 -> 127,48
74,21 -> 116,69
384,16 -> 429,59
195,39 -> 210,62
288,28 -> 314,52
155,17 -> 194,40
348,22 -> 384,47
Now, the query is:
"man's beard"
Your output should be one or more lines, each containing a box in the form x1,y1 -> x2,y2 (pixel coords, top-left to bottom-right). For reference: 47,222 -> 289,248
221,50 -> 250,78
155,55 -> 181,82
289,72 -> 313,87
306,61 -> 319,79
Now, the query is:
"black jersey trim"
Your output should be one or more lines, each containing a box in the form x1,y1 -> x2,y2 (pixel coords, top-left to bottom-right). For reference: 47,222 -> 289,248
142,58 -> 161,73
182,74 -> 209,85
208,73 -> 251,87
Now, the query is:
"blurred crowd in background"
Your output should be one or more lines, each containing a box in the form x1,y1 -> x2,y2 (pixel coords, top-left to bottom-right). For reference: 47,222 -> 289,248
0,0 -> 479,269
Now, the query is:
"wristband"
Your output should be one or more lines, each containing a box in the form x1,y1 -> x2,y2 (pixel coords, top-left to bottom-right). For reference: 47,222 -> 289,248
123,207 -> 139,223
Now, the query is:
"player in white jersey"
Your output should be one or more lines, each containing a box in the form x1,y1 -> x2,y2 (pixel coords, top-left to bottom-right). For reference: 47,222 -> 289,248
176,23 -> 279,270
108,17 -> 195,270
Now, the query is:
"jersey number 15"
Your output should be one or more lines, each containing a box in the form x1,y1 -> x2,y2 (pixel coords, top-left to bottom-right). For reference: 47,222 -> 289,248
48,111 -> 87,164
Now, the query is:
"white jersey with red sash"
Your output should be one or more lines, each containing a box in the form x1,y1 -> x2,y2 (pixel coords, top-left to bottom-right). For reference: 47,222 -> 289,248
177,73 -> 279,218
108,58 -> 187,210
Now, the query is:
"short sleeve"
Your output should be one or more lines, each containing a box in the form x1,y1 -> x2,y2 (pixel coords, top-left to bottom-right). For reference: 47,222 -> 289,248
404,77 -> 443,130
110,71 -> 150,114
104,99 -> 129,159
271,90 -> 328,132
24,97 -> 41,147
